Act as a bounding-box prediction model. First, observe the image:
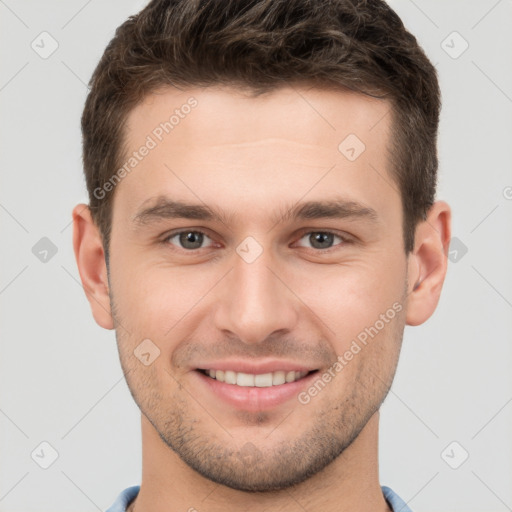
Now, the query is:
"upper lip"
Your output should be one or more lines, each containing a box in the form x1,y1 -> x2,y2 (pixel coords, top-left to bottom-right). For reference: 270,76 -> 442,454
195,359 -> 319,375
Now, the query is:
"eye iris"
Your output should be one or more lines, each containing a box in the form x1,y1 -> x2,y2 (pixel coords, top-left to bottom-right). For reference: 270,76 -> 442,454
179,231 -> 203,249
310,232 -> 334,249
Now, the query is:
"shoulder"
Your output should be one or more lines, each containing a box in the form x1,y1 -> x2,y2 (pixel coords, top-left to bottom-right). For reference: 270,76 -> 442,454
381,485 -> 413,512
105,485 -> 140,512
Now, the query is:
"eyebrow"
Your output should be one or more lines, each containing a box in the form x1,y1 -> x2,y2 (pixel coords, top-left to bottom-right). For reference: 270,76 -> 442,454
132,196 -> 379,227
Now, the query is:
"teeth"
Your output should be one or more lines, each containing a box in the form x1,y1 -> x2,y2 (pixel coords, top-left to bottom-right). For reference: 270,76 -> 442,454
225,370 -> 236,385
254,373 -> 272,387
272,371 -> 285,385
204,369 -> 309,387
237,372 -> 254,387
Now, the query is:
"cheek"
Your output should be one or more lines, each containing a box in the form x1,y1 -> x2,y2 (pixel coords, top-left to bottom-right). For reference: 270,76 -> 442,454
288,258 -> 406,349
110,260 -> 215,337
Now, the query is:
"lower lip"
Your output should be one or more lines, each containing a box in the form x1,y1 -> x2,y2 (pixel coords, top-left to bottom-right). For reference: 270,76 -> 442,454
193,370 -> 319,411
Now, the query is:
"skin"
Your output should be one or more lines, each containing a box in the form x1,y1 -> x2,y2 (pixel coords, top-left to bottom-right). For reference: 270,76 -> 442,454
73,85 -> 451,512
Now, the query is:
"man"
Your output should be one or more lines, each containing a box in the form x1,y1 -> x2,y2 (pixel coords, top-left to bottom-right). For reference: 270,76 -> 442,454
72,0 -> 451,510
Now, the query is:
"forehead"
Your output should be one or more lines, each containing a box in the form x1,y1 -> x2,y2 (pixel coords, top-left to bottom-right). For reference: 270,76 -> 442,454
124,84 -> 390,153
115,84 -> 397,229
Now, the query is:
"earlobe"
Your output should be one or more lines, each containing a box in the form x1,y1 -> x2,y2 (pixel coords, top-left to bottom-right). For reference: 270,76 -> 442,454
72,204 -> 114,330
405,201 -> 451,326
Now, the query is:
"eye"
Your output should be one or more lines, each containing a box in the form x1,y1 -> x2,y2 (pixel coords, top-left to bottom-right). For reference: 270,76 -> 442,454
164,230 -> 215,250
295,231 -> 348,251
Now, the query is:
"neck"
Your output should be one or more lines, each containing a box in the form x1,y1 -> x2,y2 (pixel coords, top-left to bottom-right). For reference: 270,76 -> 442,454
130,411 -> 391,512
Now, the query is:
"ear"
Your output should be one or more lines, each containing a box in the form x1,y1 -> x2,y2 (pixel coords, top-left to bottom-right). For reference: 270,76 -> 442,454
72,204 -> 114,330
406,200 -> 451,326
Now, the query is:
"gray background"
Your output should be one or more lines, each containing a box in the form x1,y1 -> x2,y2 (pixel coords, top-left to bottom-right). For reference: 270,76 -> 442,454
1,1 -> 511,511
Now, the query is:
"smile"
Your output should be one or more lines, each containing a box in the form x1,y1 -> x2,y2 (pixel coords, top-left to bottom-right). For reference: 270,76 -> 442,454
198,368 -> 316,387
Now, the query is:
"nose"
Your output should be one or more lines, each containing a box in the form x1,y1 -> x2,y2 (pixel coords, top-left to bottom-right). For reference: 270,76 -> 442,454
213,245 -> 299,345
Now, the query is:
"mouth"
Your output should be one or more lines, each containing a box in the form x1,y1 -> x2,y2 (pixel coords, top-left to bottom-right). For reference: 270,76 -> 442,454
193,368 -> 321,411
196,368 -> 319,387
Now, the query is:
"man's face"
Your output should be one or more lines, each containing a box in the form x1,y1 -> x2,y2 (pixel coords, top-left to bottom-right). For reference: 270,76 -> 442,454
107,85 -> 409,491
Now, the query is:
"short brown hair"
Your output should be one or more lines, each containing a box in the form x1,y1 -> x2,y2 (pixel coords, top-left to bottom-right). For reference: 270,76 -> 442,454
82,0 -> 441,255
